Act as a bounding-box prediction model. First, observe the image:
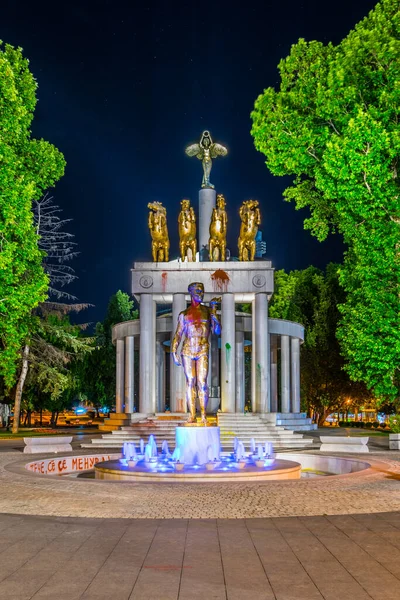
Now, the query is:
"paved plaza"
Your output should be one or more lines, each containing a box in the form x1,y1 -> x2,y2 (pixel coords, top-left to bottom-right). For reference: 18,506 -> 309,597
1,512 -> 400,599
0,443 -> 399,599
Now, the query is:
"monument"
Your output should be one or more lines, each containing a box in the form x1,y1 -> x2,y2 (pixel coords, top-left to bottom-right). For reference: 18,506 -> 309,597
110,130 -> 314,436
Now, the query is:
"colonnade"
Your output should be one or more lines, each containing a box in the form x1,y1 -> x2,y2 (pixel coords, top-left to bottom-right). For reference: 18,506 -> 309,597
114,293 -> 302,416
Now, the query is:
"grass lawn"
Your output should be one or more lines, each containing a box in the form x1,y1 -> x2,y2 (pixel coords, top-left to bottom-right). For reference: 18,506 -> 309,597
0,430 -> 70,439
338,428 -> 390,437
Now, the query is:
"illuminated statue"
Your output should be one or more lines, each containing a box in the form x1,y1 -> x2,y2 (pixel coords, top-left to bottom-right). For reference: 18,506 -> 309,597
178,199 -> 197,262
171,282 -> 221,425
147,201 -> 170,262
185,130 -> 228,189
238,200 -> 261,261
209,193 -> 227,261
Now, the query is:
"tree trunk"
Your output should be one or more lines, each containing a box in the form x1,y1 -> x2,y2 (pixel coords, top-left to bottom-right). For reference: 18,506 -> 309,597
317,408 -> 330,427
12,345 -> 30,434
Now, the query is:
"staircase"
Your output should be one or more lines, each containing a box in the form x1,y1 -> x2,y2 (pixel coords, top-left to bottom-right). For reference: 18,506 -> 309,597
98,412 -> 132,432
81,413 -> 313,452
275,412 -> 317,431
217,414 -> 314,450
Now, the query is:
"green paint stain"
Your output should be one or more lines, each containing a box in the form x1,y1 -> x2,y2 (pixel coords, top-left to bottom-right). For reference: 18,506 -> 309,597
225,342 -> 231,363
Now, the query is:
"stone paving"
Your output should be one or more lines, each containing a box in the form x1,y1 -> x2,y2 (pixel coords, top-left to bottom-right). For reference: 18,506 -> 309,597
0,444 -> 400,598
0,449 -> 400,519
0,512 -> 400,599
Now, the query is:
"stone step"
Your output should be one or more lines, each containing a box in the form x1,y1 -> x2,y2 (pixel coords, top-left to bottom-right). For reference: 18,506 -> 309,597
81,440 -> 313,450
275,412 -> 308,419
276,417 -> 313,425
90,436 -> 313,447
281,424 -> 318,431
219,426 -> 295,432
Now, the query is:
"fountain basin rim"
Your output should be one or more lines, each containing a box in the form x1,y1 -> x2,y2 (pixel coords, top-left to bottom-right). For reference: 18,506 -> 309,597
94,458 -> 301,482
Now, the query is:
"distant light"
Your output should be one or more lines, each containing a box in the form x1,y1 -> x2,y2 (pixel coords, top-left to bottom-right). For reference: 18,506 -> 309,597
75,407 -> 86,414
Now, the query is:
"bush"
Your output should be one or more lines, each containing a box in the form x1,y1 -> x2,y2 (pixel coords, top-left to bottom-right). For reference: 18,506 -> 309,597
372,421 -> 380,429
380,423 -> 387,429
350,421 -> 356,427
365,422 -> 373,429
339,421 -> 345,427
360,422 -> 365,428
388,416 -> 400,433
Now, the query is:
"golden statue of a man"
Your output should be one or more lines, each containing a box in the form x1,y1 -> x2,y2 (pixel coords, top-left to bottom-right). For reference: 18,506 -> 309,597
185,130 -> 228,189
209,194 -> 227,261
171,282 -> 221,425
178,199 -> 197,262
238,199 -> 261,261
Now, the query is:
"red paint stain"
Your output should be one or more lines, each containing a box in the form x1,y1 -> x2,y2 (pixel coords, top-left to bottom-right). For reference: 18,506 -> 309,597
161,272 -> 168,293
211,269 -> 230,293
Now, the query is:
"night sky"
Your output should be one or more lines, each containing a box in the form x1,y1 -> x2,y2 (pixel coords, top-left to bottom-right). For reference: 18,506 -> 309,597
2,0 -> 378,323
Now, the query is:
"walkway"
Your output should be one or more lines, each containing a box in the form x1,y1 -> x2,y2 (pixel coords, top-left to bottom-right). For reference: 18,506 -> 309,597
0,512 -> 399,599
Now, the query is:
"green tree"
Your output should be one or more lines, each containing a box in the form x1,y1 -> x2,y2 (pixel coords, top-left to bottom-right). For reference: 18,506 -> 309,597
20,310 -> 92,427
270,265 -> 372,425
79,291 -> 138,411
251,0 -> 400,401
0,43 -> 65,388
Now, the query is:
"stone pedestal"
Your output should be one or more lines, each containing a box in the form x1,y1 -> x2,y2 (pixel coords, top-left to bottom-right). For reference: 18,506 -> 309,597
175,426 -> 220,465
198,188 -> 216,261
389,434 -> 400,450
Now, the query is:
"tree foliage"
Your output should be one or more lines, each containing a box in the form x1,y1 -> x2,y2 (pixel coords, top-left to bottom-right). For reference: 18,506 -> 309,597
251,0 -> 400,400
0,43 -> 65,387
270,265 -> 373,425
79,291 -> 138,409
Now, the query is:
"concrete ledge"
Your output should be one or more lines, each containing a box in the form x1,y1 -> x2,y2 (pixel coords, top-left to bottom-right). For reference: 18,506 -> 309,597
320,436 -> 369,453
389,434 -> 400,450
24,436 -> 73,454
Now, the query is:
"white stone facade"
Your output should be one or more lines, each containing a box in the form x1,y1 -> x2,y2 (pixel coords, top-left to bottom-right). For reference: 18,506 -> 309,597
112,260 -> 304,417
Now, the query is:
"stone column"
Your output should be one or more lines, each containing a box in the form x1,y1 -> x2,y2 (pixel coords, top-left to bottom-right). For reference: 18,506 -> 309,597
235,330 -> 245,413
199,188 -> 216,261
254,293 -> 270,413
291,337 -> 301,413
124,336 -> 134,414
270,335 -> 278,413
115,338 -> 125,413
170,293 -> 187,412
221,293 -> 235,412
156,340 -> 166,413
210,334 -> 220,396
280,335 -> 290,413
139,294 -> 156,414
251,299 -> 256,413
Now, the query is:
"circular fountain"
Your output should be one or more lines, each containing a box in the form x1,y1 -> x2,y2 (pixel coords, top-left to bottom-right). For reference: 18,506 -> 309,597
94,426 -> 302,482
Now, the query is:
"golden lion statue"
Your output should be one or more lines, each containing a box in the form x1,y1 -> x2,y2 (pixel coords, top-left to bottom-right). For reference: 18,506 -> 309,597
148,201 -> 170,262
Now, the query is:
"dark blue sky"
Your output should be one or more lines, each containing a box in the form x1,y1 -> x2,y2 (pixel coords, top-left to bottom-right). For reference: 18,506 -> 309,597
2,0 -> 378,322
